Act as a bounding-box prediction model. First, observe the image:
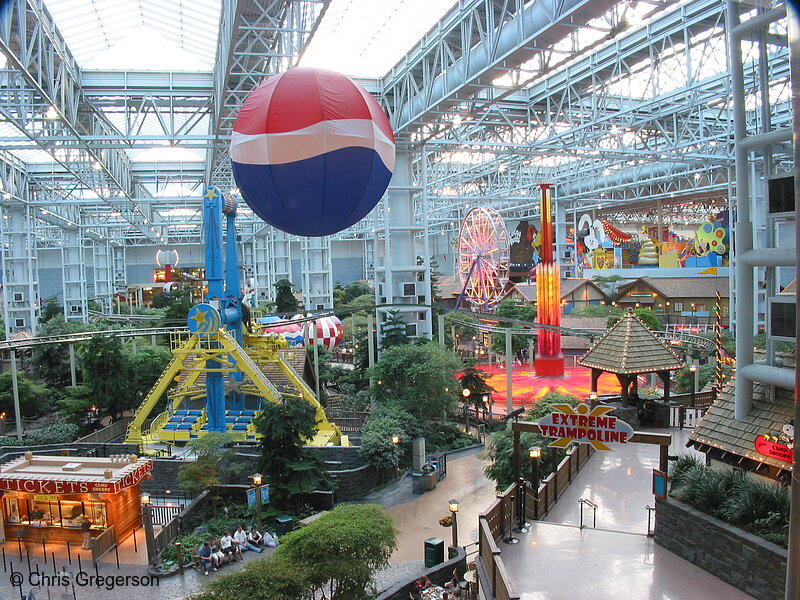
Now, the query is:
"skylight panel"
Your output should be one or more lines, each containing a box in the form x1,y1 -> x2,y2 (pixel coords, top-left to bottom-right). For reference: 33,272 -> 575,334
42,0 -> 221,71
300,0 -> 458,78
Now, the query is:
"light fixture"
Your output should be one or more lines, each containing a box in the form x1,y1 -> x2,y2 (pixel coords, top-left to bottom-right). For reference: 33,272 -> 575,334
391,434 -> 400,445
528,446 -> 542,459
689,365 -> 697,373
462,388 -> 471,397
250,473 -> 263,486
45,106 -> 58,119
140,493 -> 151,506
449,499 -> 459,513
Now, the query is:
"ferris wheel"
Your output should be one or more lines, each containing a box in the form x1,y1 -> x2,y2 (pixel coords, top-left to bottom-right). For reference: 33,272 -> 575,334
456,207 -> 510,310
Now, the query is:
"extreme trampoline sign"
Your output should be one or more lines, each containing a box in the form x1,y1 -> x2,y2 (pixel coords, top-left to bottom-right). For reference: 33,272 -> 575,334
538,403 -> 634,451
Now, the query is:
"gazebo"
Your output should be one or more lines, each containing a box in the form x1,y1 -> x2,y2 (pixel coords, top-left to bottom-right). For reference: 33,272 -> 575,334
578,312 -> 684,407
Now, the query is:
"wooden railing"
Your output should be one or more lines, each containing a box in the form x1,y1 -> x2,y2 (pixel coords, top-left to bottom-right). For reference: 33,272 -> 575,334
78,418 -> 132,443
528,443 -> 593,520
476,443 -> 596,599
477,512 -> 519,600
91,525 -> 116,564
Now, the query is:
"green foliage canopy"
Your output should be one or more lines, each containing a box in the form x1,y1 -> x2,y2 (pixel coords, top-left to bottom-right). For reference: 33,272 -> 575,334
368,343 -> 461,420
277,504 -> 398,600
255,400 -> 331,510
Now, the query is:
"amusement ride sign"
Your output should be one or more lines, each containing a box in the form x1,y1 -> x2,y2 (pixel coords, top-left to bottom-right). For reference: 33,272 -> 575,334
538,403 -> 635,451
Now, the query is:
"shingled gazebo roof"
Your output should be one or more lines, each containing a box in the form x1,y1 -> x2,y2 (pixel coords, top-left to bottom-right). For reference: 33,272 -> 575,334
577,312 -> 684,375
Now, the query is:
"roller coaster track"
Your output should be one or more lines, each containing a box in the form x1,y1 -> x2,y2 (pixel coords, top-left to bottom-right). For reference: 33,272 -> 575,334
1,303 -> 718,354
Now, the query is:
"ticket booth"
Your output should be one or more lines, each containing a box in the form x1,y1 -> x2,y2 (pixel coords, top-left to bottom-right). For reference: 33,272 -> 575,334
0,453 -> 153,546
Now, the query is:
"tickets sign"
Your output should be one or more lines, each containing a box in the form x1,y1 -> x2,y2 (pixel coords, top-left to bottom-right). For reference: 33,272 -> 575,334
0,461 -> 152,495
537,403 -> 634,450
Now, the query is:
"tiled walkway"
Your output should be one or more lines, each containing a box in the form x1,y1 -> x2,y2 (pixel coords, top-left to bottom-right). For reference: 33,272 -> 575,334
499,429 -> 757,600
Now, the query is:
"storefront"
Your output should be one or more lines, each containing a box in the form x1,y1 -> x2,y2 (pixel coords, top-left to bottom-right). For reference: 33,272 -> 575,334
0,453 -> 152,545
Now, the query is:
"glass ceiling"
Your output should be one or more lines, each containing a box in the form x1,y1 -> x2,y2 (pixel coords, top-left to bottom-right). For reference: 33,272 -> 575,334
300,0 -> 459,78
42,0 -> 222,71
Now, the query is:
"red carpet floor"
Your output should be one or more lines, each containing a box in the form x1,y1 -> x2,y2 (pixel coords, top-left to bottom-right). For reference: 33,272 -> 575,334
476,363 -> 623,414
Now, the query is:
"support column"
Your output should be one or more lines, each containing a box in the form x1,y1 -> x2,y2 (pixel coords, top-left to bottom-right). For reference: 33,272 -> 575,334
92,239 -> 114,313
268,226 -> 293,298
1,204 -> 39,335
112,245 -> 127,309
301,236 -> 333,311
252,230 -> 270,305
374,151 -> 431,348
62,225 -> 87,322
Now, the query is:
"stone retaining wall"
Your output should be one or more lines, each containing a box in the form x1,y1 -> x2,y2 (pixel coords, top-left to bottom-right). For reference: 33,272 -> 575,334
654,497 -> 787,600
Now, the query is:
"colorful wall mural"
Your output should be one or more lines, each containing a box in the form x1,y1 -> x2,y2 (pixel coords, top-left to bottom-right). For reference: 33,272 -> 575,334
574,210 -> 730,273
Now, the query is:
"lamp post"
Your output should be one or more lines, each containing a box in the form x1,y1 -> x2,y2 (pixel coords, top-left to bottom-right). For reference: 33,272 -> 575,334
250,473 -> 263,530
514,473 -> 529,534
140,493 -> 158,568
588,392 -> 597,406
448,498 -> 459,547
391,434 -> 401,479
529,446 -> 542,520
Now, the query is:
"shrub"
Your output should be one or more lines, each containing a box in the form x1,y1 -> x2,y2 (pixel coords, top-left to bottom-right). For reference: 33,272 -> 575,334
526,392 -> 581,422
669,461 -> 790,548
189,554 -> 313,600
276,503 -> 398,600
423,422 -> 478,452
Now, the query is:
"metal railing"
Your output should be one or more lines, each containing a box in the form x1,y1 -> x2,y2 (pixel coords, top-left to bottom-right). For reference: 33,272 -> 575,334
646,505 -> 656,537
153,516 -> 181,556
578,498 -> 598,529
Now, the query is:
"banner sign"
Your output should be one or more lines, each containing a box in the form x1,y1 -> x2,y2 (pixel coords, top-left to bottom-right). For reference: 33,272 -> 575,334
537,403 -> 635,451
246,485 -> 270,507
0,461 -> 152,495
755,435 -> 793,463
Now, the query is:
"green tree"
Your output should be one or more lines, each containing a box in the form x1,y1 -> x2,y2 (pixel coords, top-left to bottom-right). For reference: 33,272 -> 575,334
39,297 -> 63,324
151,288 -> 193,322
30,316 -> 91,387
190,554 -> 314,600
125,344 -> 173,407
458,366 -> 494,413
368,343 -> 461,420
177,432 -> 241,511
0,373 -> 57,417
57,385 -> 95,429
570,304 -> 623,319
359,405 -> 422,476
276,504 -> 398,600
525,391 -> 581,421
274,279 -> 299,314
379,309 -> 410,350
343,281 -> 373,303
607,307 -> 662,331
592,274 -> 625,300
254,400 -> 332,511
78,334 -> 129,420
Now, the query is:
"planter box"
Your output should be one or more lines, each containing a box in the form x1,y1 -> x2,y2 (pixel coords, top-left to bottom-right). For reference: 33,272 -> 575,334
654,497 -> 787,600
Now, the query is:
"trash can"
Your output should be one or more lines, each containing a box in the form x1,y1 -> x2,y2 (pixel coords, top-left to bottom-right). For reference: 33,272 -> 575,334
412,472 -> 426,495
424,537 -> 445,567
275,515 -> 294,536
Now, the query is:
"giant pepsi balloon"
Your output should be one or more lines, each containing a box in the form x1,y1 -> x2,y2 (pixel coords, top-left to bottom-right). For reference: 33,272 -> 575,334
230,68 -> 395,237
